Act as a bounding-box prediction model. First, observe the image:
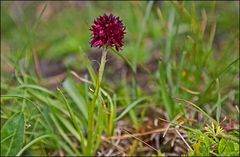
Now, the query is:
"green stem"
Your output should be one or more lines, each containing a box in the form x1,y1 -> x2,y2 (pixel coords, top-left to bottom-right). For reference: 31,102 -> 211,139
86,49 -> 107,155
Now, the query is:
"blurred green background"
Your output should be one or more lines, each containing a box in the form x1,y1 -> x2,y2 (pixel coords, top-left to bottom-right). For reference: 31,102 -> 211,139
1,1 -> 239,106
1,1 -> 239,156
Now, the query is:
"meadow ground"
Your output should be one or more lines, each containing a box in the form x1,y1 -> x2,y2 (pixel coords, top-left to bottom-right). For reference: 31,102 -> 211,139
1,1 -> 239,156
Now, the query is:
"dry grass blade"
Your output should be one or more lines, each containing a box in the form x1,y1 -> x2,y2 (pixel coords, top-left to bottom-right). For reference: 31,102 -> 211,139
174,97 -> 218,125
108,128 -> 177,140
175,128 -> 193,151
71,71 -> 93,84
100,136 -> 126,154
163,124 -> 171,138
120,128 -> 160,153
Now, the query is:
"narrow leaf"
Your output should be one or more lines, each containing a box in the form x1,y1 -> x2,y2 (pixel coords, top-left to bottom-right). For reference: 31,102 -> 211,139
115,97 -> 148,121
63,78 -> 88,119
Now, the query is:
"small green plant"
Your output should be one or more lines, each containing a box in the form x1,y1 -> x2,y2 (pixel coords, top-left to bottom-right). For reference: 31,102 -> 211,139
85,13 -> 126,156
188,123 -> 239,156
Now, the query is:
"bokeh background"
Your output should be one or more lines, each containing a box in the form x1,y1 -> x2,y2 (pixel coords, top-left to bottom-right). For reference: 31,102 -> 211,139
1,1 -> 239,156
2,1 -> 238,81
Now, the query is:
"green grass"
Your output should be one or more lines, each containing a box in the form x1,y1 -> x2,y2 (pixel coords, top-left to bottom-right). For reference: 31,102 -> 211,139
1,1 -> 239,156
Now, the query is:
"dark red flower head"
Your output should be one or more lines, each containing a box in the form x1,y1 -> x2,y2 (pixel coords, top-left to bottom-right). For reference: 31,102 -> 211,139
90,14 -> 126,51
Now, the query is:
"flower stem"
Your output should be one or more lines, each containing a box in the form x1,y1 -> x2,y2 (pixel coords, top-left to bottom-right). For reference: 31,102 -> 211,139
86,48 -> 107,155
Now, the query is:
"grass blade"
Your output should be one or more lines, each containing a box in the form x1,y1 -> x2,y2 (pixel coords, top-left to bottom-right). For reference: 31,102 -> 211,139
57,88 -> 86,153
159,61 -> 175,119
17,84 -> 55,96
16,134 -> 52,156
115,97 -> 148,121
63,78 -> 88,120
